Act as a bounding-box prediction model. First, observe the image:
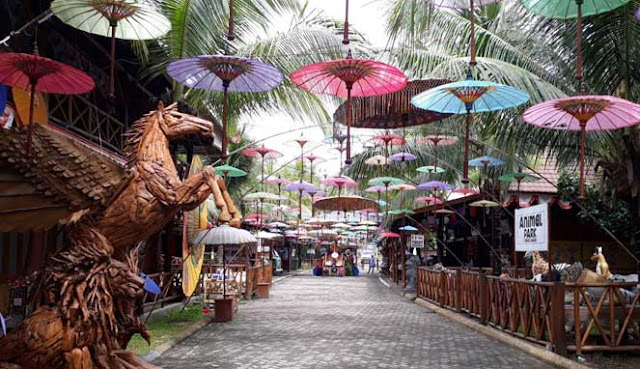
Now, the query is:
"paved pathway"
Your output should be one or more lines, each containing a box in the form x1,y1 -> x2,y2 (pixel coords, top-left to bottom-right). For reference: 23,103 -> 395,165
154,273 -> 553,369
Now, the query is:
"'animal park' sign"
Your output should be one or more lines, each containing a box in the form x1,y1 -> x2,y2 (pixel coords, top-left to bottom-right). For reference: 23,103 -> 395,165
514,204 -> 549,252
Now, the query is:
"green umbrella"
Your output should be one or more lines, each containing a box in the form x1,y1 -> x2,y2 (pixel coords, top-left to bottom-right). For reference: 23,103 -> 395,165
416,165 -> 445,174
499,172 -> 540,202
520,0 -> 631,90
51,0 -> 171,97
368,176 -> 405,187
388,209 -> 415,216
214,165 -> 248,178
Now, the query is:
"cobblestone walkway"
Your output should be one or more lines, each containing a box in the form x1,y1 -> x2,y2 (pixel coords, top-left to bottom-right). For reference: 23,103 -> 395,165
154,273 -> 553,369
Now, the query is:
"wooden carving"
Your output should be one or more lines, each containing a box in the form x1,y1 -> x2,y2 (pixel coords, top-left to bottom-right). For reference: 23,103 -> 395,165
0,102 -> 241,369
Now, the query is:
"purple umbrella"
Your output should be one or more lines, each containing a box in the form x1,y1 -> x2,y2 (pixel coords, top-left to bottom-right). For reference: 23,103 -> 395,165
167,55 -> 284,158
285,181 -> 318,225
417,180 -> 454,192
388,152 -> 417,162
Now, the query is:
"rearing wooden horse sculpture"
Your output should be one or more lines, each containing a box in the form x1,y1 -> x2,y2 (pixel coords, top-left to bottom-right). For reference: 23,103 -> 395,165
0,102 -> 240,369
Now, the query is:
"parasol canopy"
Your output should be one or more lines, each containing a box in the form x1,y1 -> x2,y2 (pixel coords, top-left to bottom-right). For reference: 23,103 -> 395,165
468,155 -> 505,167
214,165 -> 247,178
168,55 -> 283,158
322,176 -> 358,188
416,165 -> 445,174
192,224 -> 257,245
51,0 -> 170,96
284,181 -> 317,193
380,232 -> 401,239
389,184 -> 417,191
522,95 -> 640,198
498,172 -> 540,183
368,177 -> 405,187
430,0 -> 500,8
417,196 -> 444,205
417,181 -> 454,192
267,222 -> 290,229
0,53 -> 95,151
243,192 -> 280,202
453,188 -> 479,195
399,225 -> 418,232
388,152 -> 417,162
412,77 -> 529,182
242,146 -> 282,159
388,209 -> 415,216
266,177 -> 292,186
371,132 -> 406,147
333,79 -> 451,129
469,200 -> 500,208
365,185 -> 388,193
291,57 -> 407,164
314,196 -> 380,213
364,154 -> 389,166
416,135 -> 459,146
520,0 -> 630,19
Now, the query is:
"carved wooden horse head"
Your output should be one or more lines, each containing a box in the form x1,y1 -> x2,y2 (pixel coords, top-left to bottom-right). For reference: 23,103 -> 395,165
124,102 -> 215,167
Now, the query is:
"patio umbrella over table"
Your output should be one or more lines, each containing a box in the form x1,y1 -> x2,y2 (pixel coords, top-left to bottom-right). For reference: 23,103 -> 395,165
523,96 -> 640,198
291,57 -> 407,165
411,77 -> 529,183
192,224 -> 256,299
51,0 -> 170,97
168,56 -> 283,159
0,53 -> 95,153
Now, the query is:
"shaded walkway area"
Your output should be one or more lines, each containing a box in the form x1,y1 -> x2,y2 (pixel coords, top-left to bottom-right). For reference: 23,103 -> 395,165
155,274 -> 552,369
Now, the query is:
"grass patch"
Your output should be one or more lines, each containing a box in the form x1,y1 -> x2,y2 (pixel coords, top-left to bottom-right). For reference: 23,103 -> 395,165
127,304 -> 207,356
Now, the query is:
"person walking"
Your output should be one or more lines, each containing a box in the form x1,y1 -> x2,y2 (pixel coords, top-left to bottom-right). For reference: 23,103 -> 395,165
368,256 -> 376,275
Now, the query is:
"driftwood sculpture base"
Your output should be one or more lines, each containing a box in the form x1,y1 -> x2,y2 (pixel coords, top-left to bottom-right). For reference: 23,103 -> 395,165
0,103 -> 242,369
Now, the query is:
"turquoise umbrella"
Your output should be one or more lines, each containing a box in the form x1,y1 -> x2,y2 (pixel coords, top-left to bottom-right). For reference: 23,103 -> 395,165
412,76 -> 529,183
368,177 -> 404,218
214,165 -> 247,178
416,165 -> 445,174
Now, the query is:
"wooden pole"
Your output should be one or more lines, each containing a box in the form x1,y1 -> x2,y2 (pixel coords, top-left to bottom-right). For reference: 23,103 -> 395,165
579,123 -> 586,200
343,0 -> 350,45
469,0 -> 476,66
345,83 -> 353,165
227,0 -> 235,41
109,22 -> 117,98
463,111 -> 471,183
576,0 -> 583,90
221,82 -> 230,159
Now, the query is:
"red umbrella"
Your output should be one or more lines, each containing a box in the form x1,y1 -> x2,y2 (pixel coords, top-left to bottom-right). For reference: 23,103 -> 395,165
453,188 -> 478,195
380,232 -> 401,239
0,53 -> 95,152
322,176 -> 358,197
371,132 -> 406,147
291,56 -> 407,165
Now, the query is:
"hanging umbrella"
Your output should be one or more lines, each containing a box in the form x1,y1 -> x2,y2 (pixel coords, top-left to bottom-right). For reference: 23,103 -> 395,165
412,77 -> 529,183
266,177 -> 292,186
51,0 -> 170,97
416,196 -> 444,205
369,176 -> 405,217
499,172 -> 540,203
304,154 -> 325,183
399,225 -> 418,232
332,222 -> 352,229
359,220 -> 378,226
416,165 -> 445,174
468,155 -> 505,167
388,209 -> 415,216
417,181 -> 454,192
433,209 -> 455,215
453,188 -> 479,195
416,134 -> 459,171
284,181 -> 317,230
291,57 -> 407,165
168,56 -> 283,158
314,196 -> 380,213
0,53 -> 95,152
371,132 -> 407,147
470,200 -> 500,208
364,154 -> 389,166
214,165 -> 247,178
523,95 -> 640,198
322,176 -> 358,197
192,224 -> 257,299
333,79 -> 451,129
388,152 -> 417,163
389,184 -> 417,191
243,192 -> 280,202
242,145 -> 282,189
521,0 -> 630,89
267,221 -> 290,229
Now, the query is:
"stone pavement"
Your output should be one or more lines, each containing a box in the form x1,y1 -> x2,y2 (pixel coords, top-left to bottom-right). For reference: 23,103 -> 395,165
154,273 -> 553,369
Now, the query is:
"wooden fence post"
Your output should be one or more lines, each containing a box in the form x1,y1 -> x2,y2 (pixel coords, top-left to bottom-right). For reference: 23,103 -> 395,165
455,269 -> 462,312
551,281 -> 567,355
479,270 -> 488,325
439,271 -> 446,307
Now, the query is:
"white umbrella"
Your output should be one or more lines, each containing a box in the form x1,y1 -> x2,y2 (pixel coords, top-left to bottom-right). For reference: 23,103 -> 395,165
192,224 -> 256,298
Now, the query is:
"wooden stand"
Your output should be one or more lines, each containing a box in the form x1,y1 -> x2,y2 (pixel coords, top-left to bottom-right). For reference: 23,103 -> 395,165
214,298 -> 234,322
256,282 -> 270,299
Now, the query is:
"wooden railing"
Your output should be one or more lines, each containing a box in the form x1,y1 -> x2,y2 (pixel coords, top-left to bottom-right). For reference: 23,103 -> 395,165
141,271 -> 182,312
417,266 -> 640,354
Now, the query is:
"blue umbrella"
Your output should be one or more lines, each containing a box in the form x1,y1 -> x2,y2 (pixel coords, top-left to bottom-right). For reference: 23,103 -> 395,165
141,273 -> 162,295
412,76 -> 529,183
399,225 -> 418,232
468,155 -> 505,167
0,85 -> 6,113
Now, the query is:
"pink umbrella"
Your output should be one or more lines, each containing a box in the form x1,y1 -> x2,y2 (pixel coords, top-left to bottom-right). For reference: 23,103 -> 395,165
303,154 -> 325,183
322,176 -> 358,197
416,135 -> 459,171
416,196 -> 444,205
371,132 -> 406,147
242,145 -> 282,189
291,56 -> 407,165
523,95 -> 640,199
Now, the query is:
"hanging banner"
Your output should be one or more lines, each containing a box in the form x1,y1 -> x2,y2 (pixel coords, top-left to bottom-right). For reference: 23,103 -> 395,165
410,234 -> 425,248
514,204 -> 549,252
